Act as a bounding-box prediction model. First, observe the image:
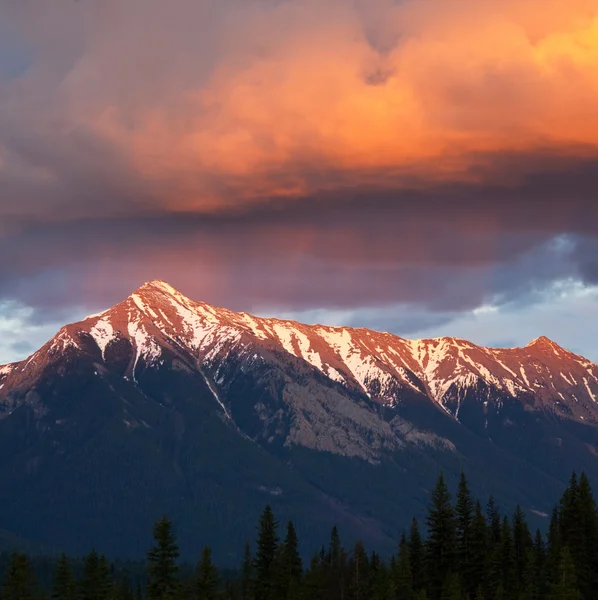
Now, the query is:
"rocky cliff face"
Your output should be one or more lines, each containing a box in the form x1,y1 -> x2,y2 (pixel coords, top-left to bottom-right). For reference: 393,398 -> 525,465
1,280 -> 597,562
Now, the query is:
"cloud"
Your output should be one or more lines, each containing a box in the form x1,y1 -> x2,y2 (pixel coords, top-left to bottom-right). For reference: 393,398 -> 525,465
0,0 -> 598,361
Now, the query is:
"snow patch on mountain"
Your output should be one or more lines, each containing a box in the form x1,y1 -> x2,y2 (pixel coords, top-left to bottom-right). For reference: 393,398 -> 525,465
90,318 -> 115,359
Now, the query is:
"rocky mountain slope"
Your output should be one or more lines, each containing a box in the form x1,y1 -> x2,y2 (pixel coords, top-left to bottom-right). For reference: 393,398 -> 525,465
1,280 -> 597,562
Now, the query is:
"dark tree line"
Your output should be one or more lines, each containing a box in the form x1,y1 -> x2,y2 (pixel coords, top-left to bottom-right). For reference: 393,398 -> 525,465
1,471 -> 597,600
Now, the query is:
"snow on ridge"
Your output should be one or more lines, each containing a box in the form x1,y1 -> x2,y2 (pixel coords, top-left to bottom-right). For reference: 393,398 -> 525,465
126,313 -> 161,380
583,378 -> 597,403
0,365 -> 12,376
89,318 -> 115,359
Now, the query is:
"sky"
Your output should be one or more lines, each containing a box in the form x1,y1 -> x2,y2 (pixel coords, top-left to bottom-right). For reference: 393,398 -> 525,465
1,0 -> 598,363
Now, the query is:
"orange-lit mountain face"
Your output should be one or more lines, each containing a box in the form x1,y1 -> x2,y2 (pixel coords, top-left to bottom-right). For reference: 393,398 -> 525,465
3,280 -> 597,433
1,280 -> 598,561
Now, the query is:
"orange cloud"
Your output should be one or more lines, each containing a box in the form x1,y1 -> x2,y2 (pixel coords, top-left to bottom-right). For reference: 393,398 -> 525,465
3,0 -> 598,216
69,0 -> 593,212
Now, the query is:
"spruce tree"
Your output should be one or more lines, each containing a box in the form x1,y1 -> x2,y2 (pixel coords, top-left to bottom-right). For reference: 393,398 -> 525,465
114,578 -> 135,600
548,546 -> 582,600
395,534 -> 414,600
486,496 -> 502,547
240,542 -> 254,600
546,507 -> 562,587
1,552 -> 37,600
52,554 -> 75,600
348,540 -> 370,600
195,547 -> 219,600
279,521 -> 302,596
469,501 -> 488,597
512,505 -> 532,597
408,518 -> 424,593
575,472 -> 598,598
146,516 -> 180,600
254,505 -> 279,600
425,473 -> 456,600
440,572 -> 461,600
370,557 -> 391,600
79,550 -> 112,600
499,516 -> 516,598
455,472 -> 474,597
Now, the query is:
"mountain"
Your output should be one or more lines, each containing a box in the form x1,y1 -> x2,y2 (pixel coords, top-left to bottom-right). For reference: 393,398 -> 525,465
1,280 -> 598,563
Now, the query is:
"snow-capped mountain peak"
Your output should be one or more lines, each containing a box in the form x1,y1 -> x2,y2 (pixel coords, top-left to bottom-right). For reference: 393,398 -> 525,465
2,281 -> 598,424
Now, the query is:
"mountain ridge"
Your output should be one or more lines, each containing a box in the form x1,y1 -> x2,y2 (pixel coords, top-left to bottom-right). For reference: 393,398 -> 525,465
1,280 -> 598,562
2,279 -> 597,430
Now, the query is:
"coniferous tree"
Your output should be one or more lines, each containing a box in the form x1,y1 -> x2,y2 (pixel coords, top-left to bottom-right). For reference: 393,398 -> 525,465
52,554 -> 75,600
324,526 -> 345,600
370,556 -> 391,600
575,472 -> 598,599
194,547 -> 219,600
79,550 -> 112,600
302,555 -> 324,600
425,473 -> 456,600
146,516 -> 180,600
455,472 -> 474,597
254,505 -> 279,600
440,572 -> 461,600
1,552 -> 37,600
283,521 -> 302,593
512,505 -> 532,597
348,540 -> 370,600
548,547 -> 581,600
486,497 -> 501,547
468,501 -> 488,596
546,507 -> 561,588
240,543 -> 254,600
395,534 -> 414,600
408,519 -> 424,593
114,578 -> 135,600
499,516 -> 516,598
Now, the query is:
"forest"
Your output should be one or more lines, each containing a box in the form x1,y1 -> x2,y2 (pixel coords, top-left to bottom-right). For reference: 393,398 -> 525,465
1,471 -> 596,600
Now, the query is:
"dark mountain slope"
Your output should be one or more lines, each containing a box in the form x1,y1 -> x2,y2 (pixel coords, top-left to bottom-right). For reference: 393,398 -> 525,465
0,280 -> 597,562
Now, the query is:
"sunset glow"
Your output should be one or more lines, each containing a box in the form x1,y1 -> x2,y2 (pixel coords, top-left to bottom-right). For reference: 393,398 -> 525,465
1,0 -> 598,362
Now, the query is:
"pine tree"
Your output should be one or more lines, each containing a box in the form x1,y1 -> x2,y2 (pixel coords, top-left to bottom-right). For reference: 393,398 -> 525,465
348,540 -> 370,600
395,534 -> 414,600
455,472 -> 474,597
370,557 -> 391,600
146,516 -> 180,600
512,505 -> 532,597
440,572 -> 461,600
275,521 -> 303,599
302,555 -> 324,600
116,578 -> 135,600
548,547 -> 581,600
240,542 -> 254,600
546,507 -> 562,588
285,521 -> 303,582
469,501 -> 488,597
195,547 -> 219,600
52,554 -> 75,600
486,497 -> 501,547
254,505 -> 279,600
525,530 -> 547,600
575,472 -> 598,598
79,550 -> 112,600
425,473 -> 456,600
499,516 -> 516,598
1,552 -> 37,600
328,526 -> 342,568
408,518 -> 424,593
